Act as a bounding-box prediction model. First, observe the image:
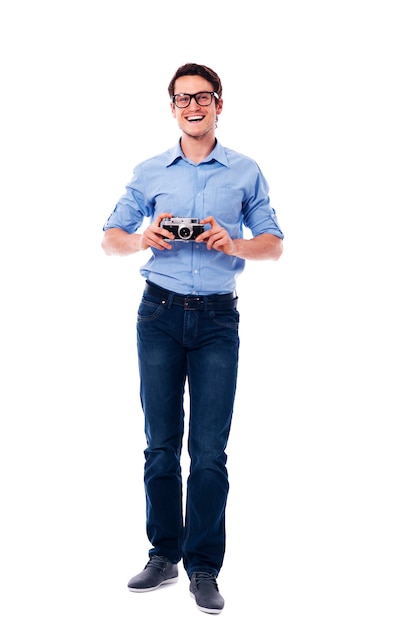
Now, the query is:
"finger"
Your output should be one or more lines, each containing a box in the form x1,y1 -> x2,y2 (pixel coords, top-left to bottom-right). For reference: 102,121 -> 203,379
144,229 -> 173,249
158,224 -> 175,240
155,212 -> 173,226
195,229 -> 212,242
152,238 -> 173,250
205,234 -> 224,250
200,215 -> 215,226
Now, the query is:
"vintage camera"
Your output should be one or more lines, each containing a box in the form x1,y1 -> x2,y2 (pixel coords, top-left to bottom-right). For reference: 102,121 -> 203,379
161,217 -> 205,241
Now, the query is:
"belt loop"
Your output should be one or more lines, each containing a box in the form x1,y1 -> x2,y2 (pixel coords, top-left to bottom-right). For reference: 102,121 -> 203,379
167,291 -> 175,309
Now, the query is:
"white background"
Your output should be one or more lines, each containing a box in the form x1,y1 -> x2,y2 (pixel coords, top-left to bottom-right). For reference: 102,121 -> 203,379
1,1 -> 416,624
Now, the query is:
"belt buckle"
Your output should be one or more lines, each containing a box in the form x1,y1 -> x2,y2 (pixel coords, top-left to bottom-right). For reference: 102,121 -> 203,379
183,296 -> 201,310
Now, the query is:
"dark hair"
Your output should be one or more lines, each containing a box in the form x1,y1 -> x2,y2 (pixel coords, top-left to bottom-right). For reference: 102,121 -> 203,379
168,63 -> 222,99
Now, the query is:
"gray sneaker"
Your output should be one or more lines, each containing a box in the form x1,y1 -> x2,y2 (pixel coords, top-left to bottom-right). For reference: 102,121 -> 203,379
128,555 -> 178,592
189,572 -> 225,614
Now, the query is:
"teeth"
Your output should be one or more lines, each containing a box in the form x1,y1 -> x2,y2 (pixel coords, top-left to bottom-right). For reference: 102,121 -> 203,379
187,116 -> 203,121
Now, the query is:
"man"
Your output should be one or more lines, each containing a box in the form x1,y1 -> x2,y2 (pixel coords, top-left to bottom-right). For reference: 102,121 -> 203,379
102,63 -> 284,614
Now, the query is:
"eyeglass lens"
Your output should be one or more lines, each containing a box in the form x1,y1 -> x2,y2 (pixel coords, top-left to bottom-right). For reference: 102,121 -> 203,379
173,92 -> 215,108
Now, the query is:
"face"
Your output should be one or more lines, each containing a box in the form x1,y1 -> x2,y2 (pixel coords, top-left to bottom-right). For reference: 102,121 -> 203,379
170,75 -> 223,139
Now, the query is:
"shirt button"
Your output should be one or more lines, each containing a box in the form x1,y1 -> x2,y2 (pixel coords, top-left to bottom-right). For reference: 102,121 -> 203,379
194,269 -> 198,274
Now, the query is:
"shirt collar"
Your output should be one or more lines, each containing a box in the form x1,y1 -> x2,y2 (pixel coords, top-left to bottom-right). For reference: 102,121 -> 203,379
165,139 -> 230,167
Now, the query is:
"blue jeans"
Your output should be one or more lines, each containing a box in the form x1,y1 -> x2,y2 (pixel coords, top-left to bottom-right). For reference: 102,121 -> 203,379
136,285 -> 240,577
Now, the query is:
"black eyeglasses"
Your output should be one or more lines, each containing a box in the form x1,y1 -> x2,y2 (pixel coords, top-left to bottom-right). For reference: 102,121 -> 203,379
172,91 -> 219,108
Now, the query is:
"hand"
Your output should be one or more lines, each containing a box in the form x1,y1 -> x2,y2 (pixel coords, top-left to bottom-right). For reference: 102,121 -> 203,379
139,212 -> 175,251
195,216 -> 236,255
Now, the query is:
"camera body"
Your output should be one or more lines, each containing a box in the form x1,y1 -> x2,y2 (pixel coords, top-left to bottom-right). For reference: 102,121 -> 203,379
161,217 -> 205,241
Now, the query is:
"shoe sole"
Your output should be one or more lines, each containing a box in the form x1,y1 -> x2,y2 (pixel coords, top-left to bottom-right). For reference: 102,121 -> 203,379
189,591 -> 223,614
128,576 -> 178,593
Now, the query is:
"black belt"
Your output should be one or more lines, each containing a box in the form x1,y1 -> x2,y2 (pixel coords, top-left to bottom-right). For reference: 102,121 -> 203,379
144,281 -> 238,311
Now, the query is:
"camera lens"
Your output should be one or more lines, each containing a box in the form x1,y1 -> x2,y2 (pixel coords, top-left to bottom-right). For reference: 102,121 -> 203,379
179,226 -> 192,239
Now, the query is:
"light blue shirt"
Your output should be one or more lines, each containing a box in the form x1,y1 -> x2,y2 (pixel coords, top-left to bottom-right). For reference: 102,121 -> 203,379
103,140 -> 284,295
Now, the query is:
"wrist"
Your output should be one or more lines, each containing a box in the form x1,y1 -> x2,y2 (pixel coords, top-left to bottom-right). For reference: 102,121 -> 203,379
230,238 -> 241,257
136,234 -> 144,252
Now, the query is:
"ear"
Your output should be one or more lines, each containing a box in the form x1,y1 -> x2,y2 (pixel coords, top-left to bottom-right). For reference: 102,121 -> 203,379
170,102 -> 176,118
216,98 -> 224,115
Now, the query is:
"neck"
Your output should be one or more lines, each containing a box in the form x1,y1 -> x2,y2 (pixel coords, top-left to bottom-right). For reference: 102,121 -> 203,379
180,134 -> 216,164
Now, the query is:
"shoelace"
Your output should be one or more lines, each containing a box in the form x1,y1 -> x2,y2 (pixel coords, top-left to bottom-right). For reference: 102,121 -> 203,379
145,555 -> 169,571
194,572 -> 218,589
